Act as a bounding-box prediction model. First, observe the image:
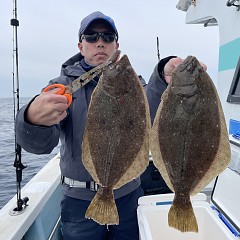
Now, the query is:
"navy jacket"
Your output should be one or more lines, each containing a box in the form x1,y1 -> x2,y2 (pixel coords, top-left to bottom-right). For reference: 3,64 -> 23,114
16,52 -> 170,200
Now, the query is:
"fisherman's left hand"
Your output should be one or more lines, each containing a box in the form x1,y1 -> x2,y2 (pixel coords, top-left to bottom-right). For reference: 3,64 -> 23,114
163,57 -> 207,84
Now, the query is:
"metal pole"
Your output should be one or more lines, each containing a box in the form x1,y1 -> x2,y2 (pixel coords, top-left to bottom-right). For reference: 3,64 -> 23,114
157,37 -> 160,62
10,0 -> 29,213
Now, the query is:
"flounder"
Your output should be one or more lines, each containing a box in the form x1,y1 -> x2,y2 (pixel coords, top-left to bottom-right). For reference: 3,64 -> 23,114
82,51 -> 150,225
150,56 -> 231,232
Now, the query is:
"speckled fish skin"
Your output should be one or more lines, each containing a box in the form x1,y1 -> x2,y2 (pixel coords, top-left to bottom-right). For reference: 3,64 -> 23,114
150,56 -> 231,232
82,53 -> 150,225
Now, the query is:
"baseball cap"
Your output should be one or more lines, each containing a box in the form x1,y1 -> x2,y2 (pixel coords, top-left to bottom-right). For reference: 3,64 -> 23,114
78,11 -> 118,41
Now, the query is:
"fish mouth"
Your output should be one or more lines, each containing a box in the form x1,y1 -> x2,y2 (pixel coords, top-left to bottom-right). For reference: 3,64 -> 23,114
109,50 -> 121,63
171,55 -> 200,96
113,51 -> 126,63
178,56 -> 199,73
108,51 -> 128,70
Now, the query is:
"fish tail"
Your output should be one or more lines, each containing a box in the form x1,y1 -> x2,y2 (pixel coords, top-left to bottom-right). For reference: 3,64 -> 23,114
168,195 -> 198,232
85,186 -> 119,225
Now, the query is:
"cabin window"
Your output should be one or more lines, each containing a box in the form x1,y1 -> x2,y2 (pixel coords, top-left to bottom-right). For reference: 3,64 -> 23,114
227,56 -> 240,103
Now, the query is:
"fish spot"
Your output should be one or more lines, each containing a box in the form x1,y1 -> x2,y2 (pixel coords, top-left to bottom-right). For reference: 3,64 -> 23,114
129,120 -> 134,125
101,119 -> 106,124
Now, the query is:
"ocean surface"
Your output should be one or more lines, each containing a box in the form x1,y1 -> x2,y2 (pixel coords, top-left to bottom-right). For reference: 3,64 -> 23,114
0,97 -> 60,210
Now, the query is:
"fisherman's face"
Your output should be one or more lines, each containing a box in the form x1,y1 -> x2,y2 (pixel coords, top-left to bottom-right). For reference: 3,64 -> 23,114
78,21 -> 119,66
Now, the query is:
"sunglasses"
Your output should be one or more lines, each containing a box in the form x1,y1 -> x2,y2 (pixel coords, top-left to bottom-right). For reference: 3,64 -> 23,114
81,32 -> 117,43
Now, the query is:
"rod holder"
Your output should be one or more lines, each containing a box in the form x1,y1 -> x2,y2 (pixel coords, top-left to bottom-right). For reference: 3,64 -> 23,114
9,197 -> 29,216
226,0 -> 240,11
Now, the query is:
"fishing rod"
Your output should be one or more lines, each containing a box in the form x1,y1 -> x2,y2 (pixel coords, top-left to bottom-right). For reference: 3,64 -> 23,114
10,0 -> 29,214
157,37 -> 160,62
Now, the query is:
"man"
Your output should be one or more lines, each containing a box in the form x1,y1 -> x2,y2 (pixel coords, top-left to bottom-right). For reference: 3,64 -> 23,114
16,11 -> 206,240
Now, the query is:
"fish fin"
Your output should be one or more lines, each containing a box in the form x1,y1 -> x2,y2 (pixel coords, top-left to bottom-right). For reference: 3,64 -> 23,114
114,118 -> 150,189
191,90 -> 231,195
82,131 -> 100,183
85,187 -> 119,225
168,195 -> 198,233
150,100 -> 174,192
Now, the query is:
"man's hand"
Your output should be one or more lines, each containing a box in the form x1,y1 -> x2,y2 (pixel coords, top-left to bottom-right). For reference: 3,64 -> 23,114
163,57 -> 207,84
27,88 -> 68,126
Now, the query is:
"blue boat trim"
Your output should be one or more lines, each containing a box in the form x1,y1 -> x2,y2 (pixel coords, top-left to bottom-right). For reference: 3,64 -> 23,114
229,119 -> 240,135
211,206 -> 240,237
218,212 -> 240,237
232,134 -> 240,140
219,38 -> 240,72
156,201 -> 172,206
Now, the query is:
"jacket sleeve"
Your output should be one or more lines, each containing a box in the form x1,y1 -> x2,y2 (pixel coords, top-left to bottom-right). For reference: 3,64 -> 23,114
15,99 -> 60,155
145,56 -> 177,124
15,75 -> 74,154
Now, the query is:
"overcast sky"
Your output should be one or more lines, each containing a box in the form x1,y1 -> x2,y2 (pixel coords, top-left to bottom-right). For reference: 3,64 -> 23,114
1,0 -> 219,98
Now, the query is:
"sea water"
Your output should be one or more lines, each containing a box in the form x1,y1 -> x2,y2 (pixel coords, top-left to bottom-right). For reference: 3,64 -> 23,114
0,97 -> 60,209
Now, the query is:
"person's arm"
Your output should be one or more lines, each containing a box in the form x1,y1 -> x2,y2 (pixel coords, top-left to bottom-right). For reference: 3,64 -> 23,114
145,56 -> 177,123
